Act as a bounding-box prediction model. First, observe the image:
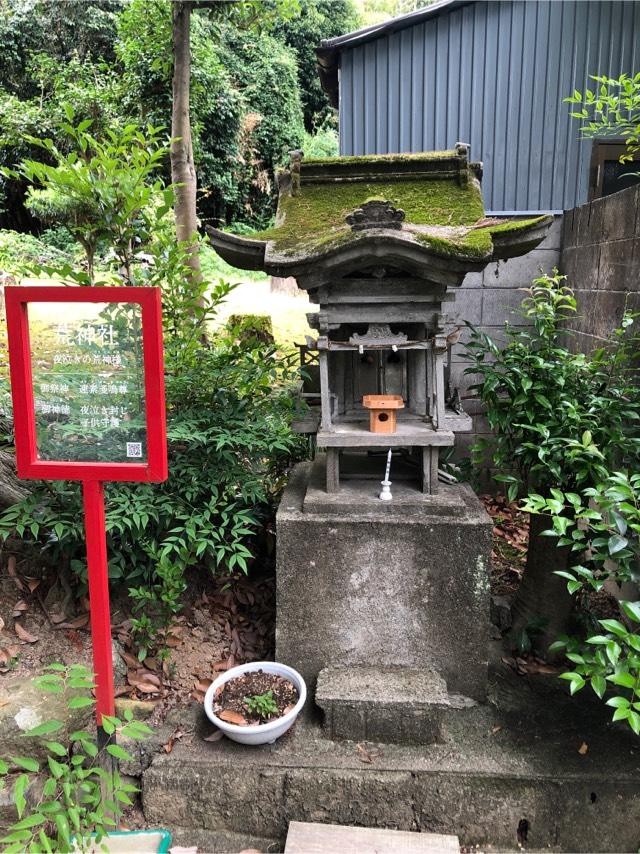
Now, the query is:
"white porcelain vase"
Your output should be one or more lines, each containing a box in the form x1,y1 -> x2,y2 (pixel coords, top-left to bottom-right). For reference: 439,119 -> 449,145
203,660 -> 307,746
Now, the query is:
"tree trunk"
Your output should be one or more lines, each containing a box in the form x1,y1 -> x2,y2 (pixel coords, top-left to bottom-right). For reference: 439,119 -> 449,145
0,449 -> 29,509
510,512 -> 574,655
171,0 -> 203,297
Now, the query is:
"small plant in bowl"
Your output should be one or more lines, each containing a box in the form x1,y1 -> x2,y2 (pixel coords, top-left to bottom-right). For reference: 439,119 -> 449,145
204,661 -> 306,746
244,690 -> 279,722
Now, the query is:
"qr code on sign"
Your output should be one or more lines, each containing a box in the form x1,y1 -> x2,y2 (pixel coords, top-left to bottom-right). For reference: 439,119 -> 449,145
126,442 -> 143,458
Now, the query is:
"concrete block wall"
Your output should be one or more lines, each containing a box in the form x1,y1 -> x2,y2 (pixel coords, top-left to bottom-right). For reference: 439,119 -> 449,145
560,185 -> 640,349
443,217 -> 563,453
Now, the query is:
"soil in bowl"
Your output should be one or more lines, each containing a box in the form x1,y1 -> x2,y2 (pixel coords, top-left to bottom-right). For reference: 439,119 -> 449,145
214,669 -> 299,726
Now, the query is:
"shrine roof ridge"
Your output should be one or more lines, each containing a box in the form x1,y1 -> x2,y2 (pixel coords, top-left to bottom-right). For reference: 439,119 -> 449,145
205,146 -> 553,279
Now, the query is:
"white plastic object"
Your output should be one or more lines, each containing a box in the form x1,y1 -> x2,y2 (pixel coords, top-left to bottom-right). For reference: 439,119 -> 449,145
379,479 -> 393,501
203,661 -> 307,746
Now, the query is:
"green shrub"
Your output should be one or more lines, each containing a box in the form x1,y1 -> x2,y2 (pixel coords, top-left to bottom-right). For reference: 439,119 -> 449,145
0,120 -> 306,660
464,271 -> 640,498
0,664 -> 151,853
523,474 -> 640,734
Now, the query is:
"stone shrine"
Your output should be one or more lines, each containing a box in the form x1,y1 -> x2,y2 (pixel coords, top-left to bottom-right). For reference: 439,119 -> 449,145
207,146 -> 552,731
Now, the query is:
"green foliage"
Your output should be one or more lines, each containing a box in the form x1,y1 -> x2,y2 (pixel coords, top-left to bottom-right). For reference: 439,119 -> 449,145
219,24 -> 305,227
0,663 -> 152,853
523,474 -> 640,734
464,271 -> 640,499
566,72 -> 640,162
274,0 -> 360,131
0,229 -> 73,269
0,122 -> 306,657
300,125 -> 339,159
4,114 -> 170,282
244,689 -> 279,719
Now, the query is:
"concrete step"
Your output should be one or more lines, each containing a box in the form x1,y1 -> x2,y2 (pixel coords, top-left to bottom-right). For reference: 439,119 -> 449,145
284,821 -> 459,853
141,654 -> 640,853
316,665 -> 476,744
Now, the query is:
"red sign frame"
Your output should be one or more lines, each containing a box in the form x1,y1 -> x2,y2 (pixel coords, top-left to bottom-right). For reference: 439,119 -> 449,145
5,285 -> 167,482
5,285 -> 168,736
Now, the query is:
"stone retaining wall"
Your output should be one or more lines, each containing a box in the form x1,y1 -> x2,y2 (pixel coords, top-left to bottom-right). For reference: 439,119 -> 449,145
561,184 -> 640,347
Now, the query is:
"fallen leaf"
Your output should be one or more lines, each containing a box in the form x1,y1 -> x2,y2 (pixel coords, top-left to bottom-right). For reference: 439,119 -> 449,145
138,671 -> 162,687
578,741 -> 589,755
127,673 -> 159,694
26,579 -> 40,593
491,725 -> 502,735
283,704 -> 296,715
203,730 -> 223,742
213,660 -> 228,672
194,678 -> 213,694
0,617 -> 4,632
64,630 -> 84,650
12,600 -> 29,618
57,614 -> 89,630
49,611 -> 68,625
14,622 -> 38,643
120,651 -> 140,669
163,728 -> 184,754
0,645 -> 19,663
218,709 -> 247,726
356,742 -> 381,764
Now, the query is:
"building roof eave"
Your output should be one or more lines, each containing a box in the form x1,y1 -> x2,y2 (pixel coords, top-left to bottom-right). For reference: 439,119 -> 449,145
316,0 -> 473,104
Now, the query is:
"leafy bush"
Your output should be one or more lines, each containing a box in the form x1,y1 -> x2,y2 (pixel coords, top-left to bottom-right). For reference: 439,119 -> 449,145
464,271 -> 640,499
0,120 -> 306,659
566,72 -> 640,162
464,271 -> 640,646
0,664 -> 151,853
523,473 -> 640,734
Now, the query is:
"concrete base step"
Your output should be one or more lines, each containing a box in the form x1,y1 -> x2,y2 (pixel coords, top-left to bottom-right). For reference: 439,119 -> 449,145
316,665 -> 475,744
284,821 -> 459,853
141,654 -> 640,853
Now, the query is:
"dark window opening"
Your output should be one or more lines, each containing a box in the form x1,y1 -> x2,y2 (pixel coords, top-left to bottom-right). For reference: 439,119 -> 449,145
589,141 -> 640,200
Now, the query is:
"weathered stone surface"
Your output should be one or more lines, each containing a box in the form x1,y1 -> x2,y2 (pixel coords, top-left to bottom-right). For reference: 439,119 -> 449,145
141,654 -> 640,852
0,677 -> 92,760
602,185 -> 639,241
316,666 -> 475,744
276,465 -> 492,700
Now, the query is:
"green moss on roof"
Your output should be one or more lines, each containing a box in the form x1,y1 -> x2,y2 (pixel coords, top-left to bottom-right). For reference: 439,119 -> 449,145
302,150 -> 458,167
415,216 -> 547,261
413,216 -> 549,260
253,176 -> 485,253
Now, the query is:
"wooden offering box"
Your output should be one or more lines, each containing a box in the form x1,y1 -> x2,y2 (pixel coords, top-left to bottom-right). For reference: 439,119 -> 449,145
363,394 -> 405,434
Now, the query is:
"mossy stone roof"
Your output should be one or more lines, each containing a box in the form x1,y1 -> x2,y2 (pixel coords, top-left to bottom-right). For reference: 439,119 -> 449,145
206,150 -> 553,272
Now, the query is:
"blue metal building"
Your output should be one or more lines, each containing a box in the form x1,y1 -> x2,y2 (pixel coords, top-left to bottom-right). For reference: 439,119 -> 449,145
317,0 -> 640,214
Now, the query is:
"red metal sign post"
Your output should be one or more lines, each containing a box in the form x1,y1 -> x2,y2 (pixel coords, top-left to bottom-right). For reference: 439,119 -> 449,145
5,286 -> 167,745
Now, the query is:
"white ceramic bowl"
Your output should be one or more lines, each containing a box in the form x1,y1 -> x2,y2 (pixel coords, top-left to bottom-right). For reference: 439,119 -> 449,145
203,661 -> 307,746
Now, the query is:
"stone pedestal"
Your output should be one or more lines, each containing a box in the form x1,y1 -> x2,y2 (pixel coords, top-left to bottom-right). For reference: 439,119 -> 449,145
275,461 -> 492,702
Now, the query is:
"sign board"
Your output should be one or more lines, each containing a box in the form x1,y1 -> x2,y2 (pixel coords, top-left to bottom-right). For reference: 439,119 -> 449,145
5,286 -> 167,481
5,285 -> 167,739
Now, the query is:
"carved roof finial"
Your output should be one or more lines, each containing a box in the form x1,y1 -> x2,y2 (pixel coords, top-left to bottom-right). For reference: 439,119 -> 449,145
345,199 -> 405,231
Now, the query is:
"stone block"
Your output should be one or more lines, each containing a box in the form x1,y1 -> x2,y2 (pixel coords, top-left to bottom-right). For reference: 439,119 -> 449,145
482,247 -> 560,288
598,238 -> 639,291
570,289 -> 639,339
602,185 -> 639,241
460,271 -> 483,289
276,465 -> 492,701
561,243 -> 600,290
561,207 -> 577,249
142,663 -> 640,853
316,666 -> 476,745
443,288 -> 482,325
481,287 -> 530,326
537,215 -> 563,250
